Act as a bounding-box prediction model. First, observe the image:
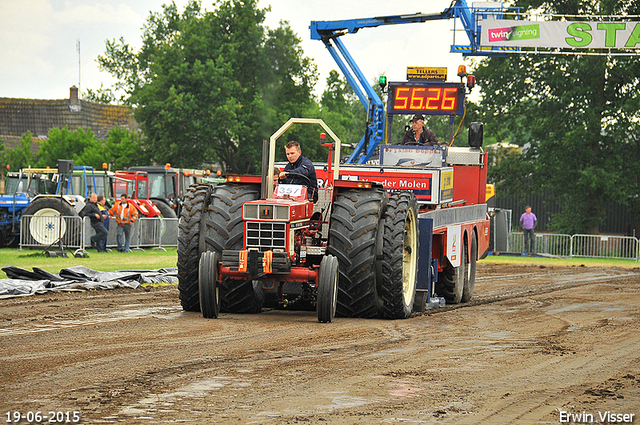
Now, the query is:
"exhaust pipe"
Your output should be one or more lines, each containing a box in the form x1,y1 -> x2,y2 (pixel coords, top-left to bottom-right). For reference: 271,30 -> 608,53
260,139 -> 269,200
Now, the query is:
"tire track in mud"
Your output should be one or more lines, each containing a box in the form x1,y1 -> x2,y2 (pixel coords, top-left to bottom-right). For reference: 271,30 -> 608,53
2,266 -> 639,423
418,268 -> 640,316
72,268 -> 640,421
450,334 -> 640,424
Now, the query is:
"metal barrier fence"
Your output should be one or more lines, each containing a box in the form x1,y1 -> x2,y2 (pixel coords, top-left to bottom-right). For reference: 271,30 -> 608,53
509,232 -> 572,257
509,232 -> 640,261
571,234 -> 639,261
19,214 -> 640,261
20,215 -> 179,251
20,214 -> 84,249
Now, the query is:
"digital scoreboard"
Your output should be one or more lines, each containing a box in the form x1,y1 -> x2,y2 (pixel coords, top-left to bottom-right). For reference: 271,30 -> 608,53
387,82 -> 465,116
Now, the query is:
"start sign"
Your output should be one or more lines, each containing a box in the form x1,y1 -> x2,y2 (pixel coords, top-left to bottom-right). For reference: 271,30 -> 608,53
481,19 -> 640,50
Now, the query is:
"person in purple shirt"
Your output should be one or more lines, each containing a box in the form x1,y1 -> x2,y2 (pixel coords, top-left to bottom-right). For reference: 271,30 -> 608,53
520,206 -> 538,256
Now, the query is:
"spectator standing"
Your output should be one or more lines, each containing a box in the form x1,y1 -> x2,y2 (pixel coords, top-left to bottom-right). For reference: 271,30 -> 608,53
520,206 -> 538,256
83,193 -> 108,252
109,194 -> 139,252
97,195 -> 110,251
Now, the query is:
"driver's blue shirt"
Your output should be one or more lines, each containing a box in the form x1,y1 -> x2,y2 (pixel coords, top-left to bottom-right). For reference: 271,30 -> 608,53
282,155 -> 318,202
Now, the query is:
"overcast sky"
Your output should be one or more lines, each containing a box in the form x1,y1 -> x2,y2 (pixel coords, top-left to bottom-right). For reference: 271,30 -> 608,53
0,0 -> 474,101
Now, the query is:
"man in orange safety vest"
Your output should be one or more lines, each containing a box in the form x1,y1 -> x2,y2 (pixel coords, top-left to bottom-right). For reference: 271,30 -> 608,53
108,194 -> 139,252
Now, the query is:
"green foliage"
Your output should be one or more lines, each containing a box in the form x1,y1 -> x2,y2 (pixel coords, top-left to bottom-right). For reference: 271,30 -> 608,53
102,126 -> 149,169
476,0 -> 640,234
35,126 -> 145,171
0,142 -> 5,175
97,0 -> 317,173
487,148 -> 534,199
37,126 -> 101,168
316,70 -> 363,158
3,132 -> 38,170
84,84 -> 117,104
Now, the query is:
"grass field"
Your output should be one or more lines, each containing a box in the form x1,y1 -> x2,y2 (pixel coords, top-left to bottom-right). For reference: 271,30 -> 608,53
481,254 -> 640,269
0,247 -> 179,279
1,248 -> 638,280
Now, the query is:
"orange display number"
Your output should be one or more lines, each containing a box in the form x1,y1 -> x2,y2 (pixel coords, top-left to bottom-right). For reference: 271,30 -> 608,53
389,83 -> 463,116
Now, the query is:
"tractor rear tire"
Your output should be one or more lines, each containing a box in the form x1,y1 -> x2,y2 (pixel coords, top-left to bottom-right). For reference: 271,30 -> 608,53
461,233 -> 477,303
202,183 -> 264,314
177,184 -> 211,312
199,251 -> 220,319
380,192 -> 418,319
436,237 -> 467,304
22,197 -> 80,246
317,255 -> 339,323
327,188 -> 387,318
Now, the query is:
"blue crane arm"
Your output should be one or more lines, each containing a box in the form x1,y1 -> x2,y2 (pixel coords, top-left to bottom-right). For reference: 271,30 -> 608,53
310,0 -> 517,164
310,10 -> 456,40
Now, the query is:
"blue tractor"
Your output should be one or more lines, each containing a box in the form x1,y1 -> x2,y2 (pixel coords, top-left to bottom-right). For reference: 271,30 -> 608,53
19,166 -> 106,248
0,168 -> 58,247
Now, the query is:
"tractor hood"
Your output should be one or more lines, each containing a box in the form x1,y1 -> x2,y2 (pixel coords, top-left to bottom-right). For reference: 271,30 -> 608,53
243,185 -> 313,222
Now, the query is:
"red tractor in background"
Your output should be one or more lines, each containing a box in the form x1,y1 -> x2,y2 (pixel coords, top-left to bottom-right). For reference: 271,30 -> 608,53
113,171 -> 164,219
128,165 -> 225,218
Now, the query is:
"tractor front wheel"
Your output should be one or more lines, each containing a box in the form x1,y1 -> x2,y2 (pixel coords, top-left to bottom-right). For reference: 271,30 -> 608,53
199,251 -> 220,319
317,255 -> 339,323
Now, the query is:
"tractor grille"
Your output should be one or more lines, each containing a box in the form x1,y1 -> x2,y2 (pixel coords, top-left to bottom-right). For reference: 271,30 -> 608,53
246,221 -> 286,252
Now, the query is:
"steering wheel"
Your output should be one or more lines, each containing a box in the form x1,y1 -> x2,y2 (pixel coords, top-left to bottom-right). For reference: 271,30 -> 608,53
282,172 -> 312,187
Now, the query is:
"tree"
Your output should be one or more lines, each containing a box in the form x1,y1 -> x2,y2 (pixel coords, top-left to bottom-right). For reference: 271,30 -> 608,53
84,84 -> 117,104
36,126 -> 146,171
37,126 -> 101,168
317,70 -> 362,156
97,0 -> 317,173
476,0 -> 640,234
4,132 -> 37,171
101,126 -> 149,170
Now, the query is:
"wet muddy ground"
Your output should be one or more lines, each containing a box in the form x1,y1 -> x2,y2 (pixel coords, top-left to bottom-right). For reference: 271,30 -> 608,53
1,262 -> 639,424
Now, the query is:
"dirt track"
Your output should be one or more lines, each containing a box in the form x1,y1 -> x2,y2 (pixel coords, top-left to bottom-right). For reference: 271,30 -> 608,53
1,263 -> 639,424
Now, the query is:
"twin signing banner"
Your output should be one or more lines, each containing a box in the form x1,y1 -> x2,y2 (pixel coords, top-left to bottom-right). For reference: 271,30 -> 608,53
480,20 -> 640,50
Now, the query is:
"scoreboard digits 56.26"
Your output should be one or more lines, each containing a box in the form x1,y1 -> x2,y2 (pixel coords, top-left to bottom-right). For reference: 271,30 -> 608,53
388,82 -> 465,116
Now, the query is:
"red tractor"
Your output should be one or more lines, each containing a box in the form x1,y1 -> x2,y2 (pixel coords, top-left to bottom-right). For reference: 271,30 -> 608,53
113,171 -> 163,218
178,119 -> 423,322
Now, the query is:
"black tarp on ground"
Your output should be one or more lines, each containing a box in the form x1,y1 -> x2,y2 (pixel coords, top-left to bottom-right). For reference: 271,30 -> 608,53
0,265 -> 178,298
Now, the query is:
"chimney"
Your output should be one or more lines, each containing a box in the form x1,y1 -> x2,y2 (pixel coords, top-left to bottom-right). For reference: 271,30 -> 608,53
69,85 -> 81,112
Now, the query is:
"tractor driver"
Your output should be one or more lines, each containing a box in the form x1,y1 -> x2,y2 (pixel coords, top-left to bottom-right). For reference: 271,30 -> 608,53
278,141 -> 319,203
401,114 -> 439,146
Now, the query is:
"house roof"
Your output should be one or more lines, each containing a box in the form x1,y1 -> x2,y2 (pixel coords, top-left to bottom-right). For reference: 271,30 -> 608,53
0,86 -> 138,144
